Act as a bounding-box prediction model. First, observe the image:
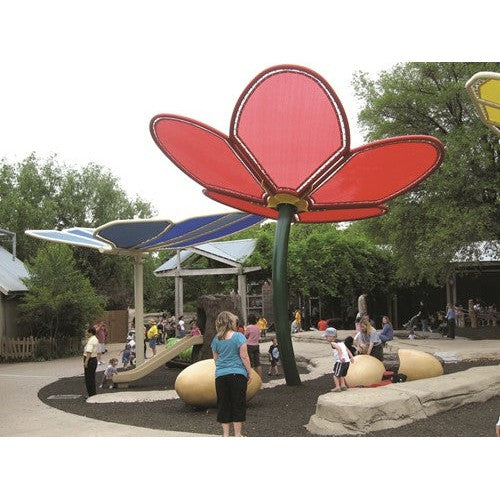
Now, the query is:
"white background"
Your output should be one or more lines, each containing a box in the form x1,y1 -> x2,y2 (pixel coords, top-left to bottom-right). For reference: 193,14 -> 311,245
2,1 -> 495,221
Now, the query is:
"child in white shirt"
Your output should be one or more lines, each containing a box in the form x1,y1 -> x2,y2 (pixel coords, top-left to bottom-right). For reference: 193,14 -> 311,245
324,331 -> 354,392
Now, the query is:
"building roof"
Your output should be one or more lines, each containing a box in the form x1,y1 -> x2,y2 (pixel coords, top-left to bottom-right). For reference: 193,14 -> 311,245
155,239 -> 257,275
452,240 -> 500,263
0,246 -> 29,295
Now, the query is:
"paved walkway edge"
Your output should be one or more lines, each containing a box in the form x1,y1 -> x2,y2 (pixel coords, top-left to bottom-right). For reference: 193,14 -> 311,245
306,364 -> 500,436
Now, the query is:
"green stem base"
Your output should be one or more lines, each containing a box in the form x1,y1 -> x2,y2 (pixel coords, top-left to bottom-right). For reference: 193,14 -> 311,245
272,203 -> 301,386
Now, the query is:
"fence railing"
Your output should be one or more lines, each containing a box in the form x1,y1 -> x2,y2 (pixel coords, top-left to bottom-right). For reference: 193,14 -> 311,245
0,336 -> 82,361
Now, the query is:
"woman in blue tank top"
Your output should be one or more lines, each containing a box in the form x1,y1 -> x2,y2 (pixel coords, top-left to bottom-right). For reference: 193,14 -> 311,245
210,311 -> 252,437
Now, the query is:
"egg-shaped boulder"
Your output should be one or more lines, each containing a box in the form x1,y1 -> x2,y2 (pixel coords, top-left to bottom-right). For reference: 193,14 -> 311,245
175,359 -> 262,407
345,354 -> 385,387
398,348 -> 444,381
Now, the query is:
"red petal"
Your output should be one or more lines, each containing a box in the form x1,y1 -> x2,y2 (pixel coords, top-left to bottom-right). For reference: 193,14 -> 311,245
204,190 -> 279,220
231,66 -> 349,194
297,206 -> 387,223
310,136 -> 444,207
151,115 -> 265,201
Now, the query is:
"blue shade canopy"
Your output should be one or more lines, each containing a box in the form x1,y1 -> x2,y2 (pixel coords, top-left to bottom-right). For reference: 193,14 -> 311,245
26,213 -> 264,253
137,213 -> 262,250
96,220 -> 172,249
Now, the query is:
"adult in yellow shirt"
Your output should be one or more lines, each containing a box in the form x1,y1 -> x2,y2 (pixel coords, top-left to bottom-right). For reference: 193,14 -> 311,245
294,310 -> 302,332
257,317 -> 268,338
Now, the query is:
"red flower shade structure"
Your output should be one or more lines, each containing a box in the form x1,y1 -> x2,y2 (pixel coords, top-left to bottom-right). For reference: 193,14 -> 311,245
151,65 -> 444,385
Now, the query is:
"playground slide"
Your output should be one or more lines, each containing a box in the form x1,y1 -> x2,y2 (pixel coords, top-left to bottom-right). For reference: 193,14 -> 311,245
113,335 -> 204,387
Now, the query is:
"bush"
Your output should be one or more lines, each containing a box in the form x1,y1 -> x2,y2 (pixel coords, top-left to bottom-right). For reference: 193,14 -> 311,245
19,244 -> 106,338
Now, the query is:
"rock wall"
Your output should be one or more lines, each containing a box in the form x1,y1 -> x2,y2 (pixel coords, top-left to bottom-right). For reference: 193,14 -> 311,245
198,294 -> 243,360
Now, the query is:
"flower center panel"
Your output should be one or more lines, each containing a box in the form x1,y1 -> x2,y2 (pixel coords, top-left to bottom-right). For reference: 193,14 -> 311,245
234,71 -> 345,193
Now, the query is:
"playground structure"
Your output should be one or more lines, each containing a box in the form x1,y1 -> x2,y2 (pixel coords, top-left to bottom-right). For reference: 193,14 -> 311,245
151,64 -> 444,386
25,213 -> 262,367
466,71 -> 500,137
113,335 -> 203,388
345,355 -> 386,387
344,349 -> 444,388
398,348 -> 444,381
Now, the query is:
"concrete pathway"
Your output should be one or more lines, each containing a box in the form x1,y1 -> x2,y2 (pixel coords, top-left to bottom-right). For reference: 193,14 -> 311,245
0,343 -> 211,437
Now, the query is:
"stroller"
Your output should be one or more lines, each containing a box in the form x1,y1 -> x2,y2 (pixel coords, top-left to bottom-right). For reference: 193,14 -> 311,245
403,313 -> 421,339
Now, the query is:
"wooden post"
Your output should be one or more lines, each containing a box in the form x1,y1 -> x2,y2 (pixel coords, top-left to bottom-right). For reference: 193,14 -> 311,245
237,271 -> 247,325
134,254 -> 145,366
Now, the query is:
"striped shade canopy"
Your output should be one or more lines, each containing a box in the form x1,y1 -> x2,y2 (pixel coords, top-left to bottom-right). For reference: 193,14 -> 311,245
25,212 -> 263,253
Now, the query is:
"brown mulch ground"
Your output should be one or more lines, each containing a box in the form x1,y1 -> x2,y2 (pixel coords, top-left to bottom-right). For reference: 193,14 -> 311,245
38,359 -> 499,437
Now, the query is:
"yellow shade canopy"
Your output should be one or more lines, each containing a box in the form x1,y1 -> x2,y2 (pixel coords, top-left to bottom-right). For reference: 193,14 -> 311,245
466,72 -> 500,135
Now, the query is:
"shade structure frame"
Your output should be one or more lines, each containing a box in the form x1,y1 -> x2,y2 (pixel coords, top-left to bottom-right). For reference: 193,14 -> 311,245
149,63 -> 446,387
25,212 -> 264,367
151,65 -> 445,223
229,64 -> 351,198
204,189 -> 391,224
466,71 -> 500,137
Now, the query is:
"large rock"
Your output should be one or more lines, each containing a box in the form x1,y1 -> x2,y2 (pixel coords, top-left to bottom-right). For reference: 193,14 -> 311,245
308,387 -> 425,435
175,359 -> 261,407
198,294 -> 242,360
306,365 -> 500,435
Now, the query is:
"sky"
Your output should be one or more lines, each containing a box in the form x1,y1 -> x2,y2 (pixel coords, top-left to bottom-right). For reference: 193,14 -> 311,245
1,0 -> 498,491
1,1 -> 497,224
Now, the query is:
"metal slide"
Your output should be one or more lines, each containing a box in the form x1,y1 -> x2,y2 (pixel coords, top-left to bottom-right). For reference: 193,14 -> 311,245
113,335 -> 204,387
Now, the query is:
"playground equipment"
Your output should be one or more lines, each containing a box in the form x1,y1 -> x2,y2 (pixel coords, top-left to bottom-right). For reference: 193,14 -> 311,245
345,355 -> 386,387
26,213 -> 262,367
113,335 -> 203,387
175,359 -> 262,407
151,64 -> 444,386
397,348 -> 444,381
466,71 -> 500,137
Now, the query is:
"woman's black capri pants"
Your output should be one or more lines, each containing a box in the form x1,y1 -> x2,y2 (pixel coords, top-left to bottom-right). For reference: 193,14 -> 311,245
215,373 -> 247,423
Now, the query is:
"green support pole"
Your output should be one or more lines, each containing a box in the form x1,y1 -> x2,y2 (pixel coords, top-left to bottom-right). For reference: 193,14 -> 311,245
272,203 -> 301,386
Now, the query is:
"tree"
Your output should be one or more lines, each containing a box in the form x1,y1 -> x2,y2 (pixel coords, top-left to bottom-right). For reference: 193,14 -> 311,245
351,62 -> 500,286
20,244 -> 106,338
0,154 -> 154,307
231,222 -> 393,320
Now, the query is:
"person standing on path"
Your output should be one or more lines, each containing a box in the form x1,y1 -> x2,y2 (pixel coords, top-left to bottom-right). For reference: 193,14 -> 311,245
146,319 -> 159,356
244,314 -> 262,379
257,316 -> 268,338
294,309 -> 302,332
177,316 -> 186,338
445,304 -> 456,339
94,320 -> 107,365
267,337 -> 280,376
211,311 -> 252,437
83,326 -> 99,398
